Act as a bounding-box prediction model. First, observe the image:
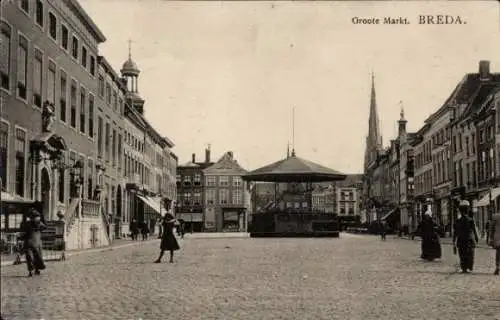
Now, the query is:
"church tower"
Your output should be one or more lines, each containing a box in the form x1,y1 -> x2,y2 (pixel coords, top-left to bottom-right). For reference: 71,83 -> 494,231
120,40 -> 145,114
398,102 -> 407,140
363,72 -> 383,171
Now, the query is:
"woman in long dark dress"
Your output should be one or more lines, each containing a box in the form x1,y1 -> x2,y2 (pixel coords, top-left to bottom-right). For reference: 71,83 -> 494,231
20,209 -> 47,276
420,213 -> 442,261
155,213 -> 180,263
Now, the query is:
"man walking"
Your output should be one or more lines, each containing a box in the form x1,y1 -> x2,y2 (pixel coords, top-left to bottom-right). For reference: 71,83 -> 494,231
488,213 -> 500,275
453,200 -> 479,273
379,220 -> 387,240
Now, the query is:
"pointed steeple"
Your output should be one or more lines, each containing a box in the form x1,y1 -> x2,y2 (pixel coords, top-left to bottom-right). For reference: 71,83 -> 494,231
369,72 -> 383,149
364,71 -> 383,170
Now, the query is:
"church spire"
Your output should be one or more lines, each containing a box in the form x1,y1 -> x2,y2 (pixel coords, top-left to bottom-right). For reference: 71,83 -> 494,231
364,71 -> 383,170
369,72 -> 382,148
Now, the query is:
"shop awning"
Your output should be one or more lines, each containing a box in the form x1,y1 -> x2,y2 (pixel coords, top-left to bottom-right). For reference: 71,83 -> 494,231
137,195 -> 163,215
176,212 -> 203,222
475,187 -> 500,207
381,208 -> 398,221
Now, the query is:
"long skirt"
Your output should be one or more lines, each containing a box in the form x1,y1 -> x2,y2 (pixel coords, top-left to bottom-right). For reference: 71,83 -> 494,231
160,231 -> 180,251
457,240 -> 475,271
421,236 -> 442,260
25,245 -> 46,272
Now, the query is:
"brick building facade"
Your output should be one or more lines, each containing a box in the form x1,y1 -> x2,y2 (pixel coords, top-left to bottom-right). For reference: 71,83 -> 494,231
0,0 -> 177,248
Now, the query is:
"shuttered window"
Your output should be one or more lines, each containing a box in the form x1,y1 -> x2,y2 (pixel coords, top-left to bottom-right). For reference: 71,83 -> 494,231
33,49 -> 43,108
47,61 -> 56,104
0,22 -> 11,91
17,35 -> 28,100
59,70 -> 67,122
14,129 -> 26,197
79,87 -> 86,133
0,122 -> 8,191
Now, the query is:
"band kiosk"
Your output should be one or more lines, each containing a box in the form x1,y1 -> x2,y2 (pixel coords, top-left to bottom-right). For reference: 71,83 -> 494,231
242,151 -> 347,237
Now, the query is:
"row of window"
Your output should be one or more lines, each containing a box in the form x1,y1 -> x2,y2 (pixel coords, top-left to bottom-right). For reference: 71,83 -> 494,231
0,23 -> 96,138
414,141 -> 432,170
96,117 -> 122,168
98,75 -> 124,115
0,122 -> 26,195
414,151 -> 497,195
177,189 -> 243,206
176,175 -> 243,187
123,152 -> 168,194
414,170 -> 432,196
17,0 -> 96,77
122,131 -> 167,170
431,127 -> 451,149
432,149 -> 450,185
0,121 -> 95,203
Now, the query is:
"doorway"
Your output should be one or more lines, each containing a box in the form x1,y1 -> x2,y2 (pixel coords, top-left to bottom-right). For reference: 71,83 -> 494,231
115,186 -> 122,238
41,168 -> 51,221
90,224 -> 99,248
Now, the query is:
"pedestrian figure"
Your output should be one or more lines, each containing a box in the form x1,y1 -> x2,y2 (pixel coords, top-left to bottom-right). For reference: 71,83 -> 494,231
176,220 -> 185,239
155,213 -> 180,263
419,213 -> 441,261
453,200 -> 479,273
19,209 -> 47,277
130,219 -> 139,240
488,213 -> 500,275
141,221 -> 149,241
379,220 -> 387,240
485,220 -> 491,244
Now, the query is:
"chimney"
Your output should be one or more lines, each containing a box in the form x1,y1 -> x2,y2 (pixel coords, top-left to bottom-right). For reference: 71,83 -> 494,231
479,60 -> 490,80
205,145 -> 211,163
192,153 -> 196,163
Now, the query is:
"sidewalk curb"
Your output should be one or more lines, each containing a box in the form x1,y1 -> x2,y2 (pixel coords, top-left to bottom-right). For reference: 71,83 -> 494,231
0,239 -> 160,267
397,236 -> 491,250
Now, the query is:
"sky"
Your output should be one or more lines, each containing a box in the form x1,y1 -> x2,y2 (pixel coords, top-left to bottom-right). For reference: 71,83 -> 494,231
79,0 -> 500,174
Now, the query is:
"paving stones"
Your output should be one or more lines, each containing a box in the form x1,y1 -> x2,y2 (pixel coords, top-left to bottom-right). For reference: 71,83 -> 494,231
1,234 -> 499,320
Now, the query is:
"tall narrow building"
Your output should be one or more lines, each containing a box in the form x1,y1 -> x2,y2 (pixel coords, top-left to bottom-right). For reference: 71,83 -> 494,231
362,72 -> 384,222
364,73 -> 383,171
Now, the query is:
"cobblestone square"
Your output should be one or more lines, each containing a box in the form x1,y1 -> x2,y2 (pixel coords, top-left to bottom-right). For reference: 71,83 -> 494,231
1,234 -> 499,320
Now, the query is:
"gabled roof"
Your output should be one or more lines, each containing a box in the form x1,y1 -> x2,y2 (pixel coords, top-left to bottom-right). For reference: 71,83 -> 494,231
243,154 -> 347,183
460,82 -> 500,124
203,152 -> 248,175
473,86 -> 500,120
